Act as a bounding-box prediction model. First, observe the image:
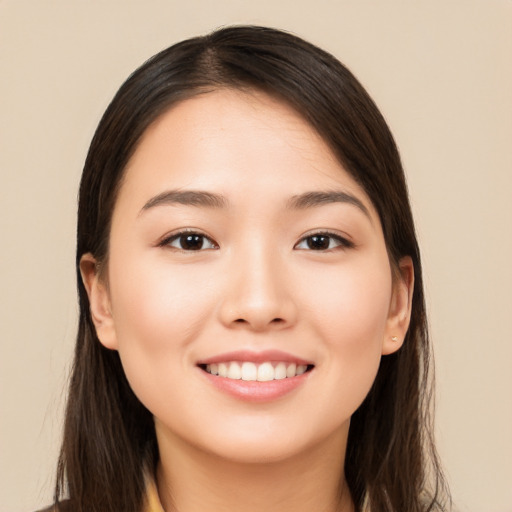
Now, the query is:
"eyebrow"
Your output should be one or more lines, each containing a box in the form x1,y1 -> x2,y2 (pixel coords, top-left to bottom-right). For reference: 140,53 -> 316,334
140,189 -> 228,213
286,191 -> 371,219
140,188 -> 371,219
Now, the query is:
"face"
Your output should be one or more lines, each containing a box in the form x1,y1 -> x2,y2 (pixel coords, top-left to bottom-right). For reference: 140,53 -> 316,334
82,89 -> 412,464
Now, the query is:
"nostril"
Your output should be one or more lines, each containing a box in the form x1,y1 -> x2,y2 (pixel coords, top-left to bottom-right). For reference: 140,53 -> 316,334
231,317 -> 287,329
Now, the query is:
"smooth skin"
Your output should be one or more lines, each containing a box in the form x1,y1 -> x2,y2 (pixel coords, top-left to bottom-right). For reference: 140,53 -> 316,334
81,89 -> 414,512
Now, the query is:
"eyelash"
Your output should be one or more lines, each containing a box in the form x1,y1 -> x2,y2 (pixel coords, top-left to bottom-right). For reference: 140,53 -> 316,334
158,229 -> 218,252
158,229 -> 354,252
294,231 -> 355,251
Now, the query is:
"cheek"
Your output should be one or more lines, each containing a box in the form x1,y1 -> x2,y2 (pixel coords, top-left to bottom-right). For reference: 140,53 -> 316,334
106,253 -> 218,403
306,256 -> 392,341
302,258 -> 392,407
109,248 -> 220,337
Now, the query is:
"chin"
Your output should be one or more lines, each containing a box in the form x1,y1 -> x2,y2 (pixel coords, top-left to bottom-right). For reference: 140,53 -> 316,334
178,415 -> 349,466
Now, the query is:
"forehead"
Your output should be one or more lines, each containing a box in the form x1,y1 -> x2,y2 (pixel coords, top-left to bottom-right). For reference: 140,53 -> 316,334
117,88 -> 377,218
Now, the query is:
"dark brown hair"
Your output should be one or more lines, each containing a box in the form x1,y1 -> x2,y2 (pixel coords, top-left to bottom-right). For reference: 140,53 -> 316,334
56,25 -> 450,512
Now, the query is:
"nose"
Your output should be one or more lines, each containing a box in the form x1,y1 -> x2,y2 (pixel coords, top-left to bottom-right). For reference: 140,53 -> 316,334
217,245 -> 298,332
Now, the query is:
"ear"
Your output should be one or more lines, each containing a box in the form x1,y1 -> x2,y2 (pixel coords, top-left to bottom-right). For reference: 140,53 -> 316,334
79,253 -> 118,350
382,256 -> 414,355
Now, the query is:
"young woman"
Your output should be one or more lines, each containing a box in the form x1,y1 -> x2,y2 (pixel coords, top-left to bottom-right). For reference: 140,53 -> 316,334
50,25 -> 450,512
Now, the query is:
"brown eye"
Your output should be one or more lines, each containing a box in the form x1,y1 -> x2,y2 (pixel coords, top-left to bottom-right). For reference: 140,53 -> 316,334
295,232 -> 354,251
306,235 -> 330,250
179,234 -> 205,250
163,231 -> 218,251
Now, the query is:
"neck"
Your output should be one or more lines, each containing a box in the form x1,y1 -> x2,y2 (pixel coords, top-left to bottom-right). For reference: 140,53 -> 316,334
155,429 -> 354,512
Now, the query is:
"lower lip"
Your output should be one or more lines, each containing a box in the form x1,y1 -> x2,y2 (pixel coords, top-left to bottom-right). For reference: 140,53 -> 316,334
199,368 -> 311,403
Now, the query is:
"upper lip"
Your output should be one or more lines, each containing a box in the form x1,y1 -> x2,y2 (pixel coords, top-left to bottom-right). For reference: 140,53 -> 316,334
196,350 -> 314,366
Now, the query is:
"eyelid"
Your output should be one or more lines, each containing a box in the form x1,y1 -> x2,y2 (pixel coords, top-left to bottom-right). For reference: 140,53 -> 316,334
157,228 -> 353,252
294,230 -> 355,250
158,228 -> 219,251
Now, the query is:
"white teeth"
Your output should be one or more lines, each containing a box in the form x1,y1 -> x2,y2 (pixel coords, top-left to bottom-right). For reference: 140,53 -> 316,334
218,363 -> 228,377
241,362 -> 257,381
257,362 -> 274,382
286,363 -> 296,378
296,365 -> 307,375
204,361 -> 310,381
227,362 -> 242,379
274,362 -> 287,380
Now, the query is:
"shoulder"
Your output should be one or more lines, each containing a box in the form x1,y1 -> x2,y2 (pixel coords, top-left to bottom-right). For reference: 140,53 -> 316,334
35,501 -> 73,512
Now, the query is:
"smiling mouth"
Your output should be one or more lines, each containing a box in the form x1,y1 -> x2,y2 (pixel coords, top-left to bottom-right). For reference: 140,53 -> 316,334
198,361 -> 314,382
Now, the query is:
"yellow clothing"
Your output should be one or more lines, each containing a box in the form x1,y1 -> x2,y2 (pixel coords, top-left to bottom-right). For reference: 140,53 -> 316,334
41,479 -> 368,511
143,478 -> 368,512
145,477 -> 166,512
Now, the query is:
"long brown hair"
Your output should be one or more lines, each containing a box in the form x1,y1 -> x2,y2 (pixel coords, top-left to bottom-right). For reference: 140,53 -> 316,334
56,25 -> 450,512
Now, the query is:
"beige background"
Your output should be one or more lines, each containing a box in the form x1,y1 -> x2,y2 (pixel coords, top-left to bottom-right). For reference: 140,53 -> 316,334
1,1 -> 511,511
